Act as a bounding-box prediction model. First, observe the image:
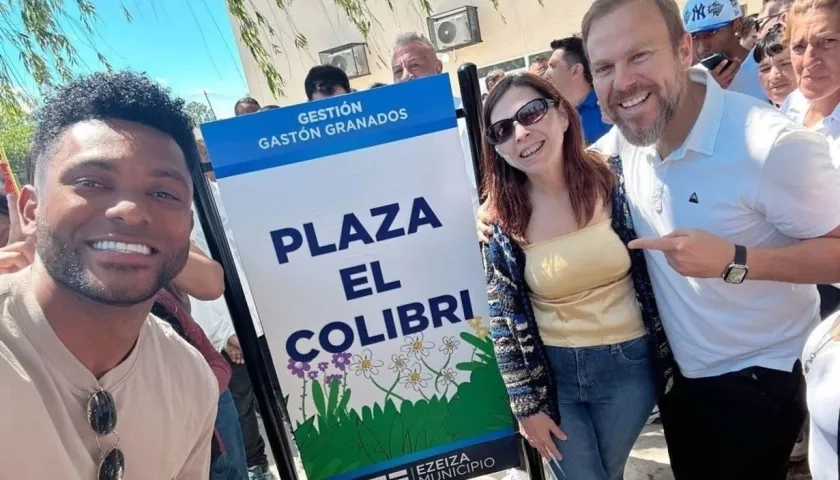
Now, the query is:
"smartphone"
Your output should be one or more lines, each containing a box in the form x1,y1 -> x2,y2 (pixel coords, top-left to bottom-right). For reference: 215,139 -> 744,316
0,144 -> 20,196
700,53 -> 730,71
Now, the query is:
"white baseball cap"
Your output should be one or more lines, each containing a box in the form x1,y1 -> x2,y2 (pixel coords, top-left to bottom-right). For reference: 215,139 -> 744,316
682,0 -> 743,34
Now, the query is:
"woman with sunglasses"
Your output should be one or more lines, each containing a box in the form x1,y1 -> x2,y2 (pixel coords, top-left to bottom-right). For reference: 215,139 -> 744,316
481,73 -> 673,480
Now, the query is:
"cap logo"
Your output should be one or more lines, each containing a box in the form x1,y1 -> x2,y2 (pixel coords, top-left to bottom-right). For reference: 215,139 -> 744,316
690,3 -> 707,22
708,1 -> 724,16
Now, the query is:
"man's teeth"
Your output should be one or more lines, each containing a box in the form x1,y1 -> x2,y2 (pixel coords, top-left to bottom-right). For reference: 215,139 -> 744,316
621,93 -> 649,108
521,141 -> 545,158
91,241 -> 152,255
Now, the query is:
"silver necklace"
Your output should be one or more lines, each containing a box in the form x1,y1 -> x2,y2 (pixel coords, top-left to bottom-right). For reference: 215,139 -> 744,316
804,319 -> 840,375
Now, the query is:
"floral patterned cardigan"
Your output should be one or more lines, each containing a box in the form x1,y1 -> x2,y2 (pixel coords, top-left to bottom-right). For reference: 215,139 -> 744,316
481,156 -> 676,423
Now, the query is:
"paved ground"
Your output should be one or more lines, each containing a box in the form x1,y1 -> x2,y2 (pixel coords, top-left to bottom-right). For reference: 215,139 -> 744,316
262,418 -> 811,480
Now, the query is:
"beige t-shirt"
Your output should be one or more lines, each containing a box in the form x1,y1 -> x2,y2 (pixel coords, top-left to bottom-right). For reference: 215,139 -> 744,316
0,268 -> 219,479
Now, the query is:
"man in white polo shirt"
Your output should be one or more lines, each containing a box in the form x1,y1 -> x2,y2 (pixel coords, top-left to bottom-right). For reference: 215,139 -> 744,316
583,0 -> 840,478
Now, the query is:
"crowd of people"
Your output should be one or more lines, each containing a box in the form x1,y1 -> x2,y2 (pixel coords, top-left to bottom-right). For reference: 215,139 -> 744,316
0,0 -> 836,479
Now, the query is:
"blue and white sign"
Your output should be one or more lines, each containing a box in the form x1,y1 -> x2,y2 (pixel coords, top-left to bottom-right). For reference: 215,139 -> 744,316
201,75 -> 516,480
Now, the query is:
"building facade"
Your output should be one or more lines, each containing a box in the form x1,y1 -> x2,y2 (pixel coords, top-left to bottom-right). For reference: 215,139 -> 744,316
226,0 -> 764,107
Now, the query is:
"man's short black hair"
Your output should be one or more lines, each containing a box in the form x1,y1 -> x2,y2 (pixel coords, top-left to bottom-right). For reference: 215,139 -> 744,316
549,35 -> 593,86
234,96 -> 260,115
259,105 -> 280,111
304,65 -> 351,100
30,71 -> 200,183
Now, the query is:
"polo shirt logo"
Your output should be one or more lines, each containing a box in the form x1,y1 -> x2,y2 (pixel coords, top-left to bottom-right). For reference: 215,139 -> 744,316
689,193 -> 699,204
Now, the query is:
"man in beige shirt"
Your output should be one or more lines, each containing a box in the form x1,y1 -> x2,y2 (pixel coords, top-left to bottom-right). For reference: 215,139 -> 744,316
0,71 -> 218,479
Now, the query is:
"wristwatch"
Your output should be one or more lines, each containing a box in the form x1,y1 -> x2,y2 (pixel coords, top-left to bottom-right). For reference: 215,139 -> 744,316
722,244 -> 748,284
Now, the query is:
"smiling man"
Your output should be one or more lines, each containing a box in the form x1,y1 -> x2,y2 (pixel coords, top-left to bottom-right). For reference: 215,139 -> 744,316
583,0 -> 840,478
0,72 -> 218,479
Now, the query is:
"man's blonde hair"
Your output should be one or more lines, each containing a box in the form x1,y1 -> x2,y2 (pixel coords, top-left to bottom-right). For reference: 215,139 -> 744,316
581,0 -> 687,55
789,0 -> 839,20
785,0 -> 839,41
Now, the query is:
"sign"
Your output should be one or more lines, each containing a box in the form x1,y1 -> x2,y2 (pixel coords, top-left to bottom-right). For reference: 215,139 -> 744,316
201,75 -> 517,480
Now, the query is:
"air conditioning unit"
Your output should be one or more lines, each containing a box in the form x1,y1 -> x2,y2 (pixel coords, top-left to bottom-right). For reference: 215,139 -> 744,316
318,43 -> 370,79
427,6 -> 481,52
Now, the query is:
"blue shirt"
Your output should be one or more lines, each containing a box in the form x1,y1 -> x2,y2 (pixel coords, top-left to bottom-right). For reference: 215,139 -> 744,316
577,90 -> 611,145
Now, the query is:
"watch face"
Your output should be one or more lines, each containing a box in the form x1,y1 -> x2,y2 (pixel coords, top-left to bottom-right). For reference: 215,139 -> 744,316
725,266 -> 748,284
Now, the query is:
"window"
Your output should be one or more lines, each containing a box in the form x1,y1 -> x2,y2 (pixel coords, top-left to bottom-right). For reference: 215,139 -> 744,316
477,57 -> 527,78
527,50 -> 552,65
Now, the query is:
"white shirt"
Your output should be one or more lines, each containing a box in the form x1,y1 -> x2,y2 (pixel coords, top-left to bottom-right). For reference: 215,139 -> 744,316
803,314 -> 840,480
454,96 -> 480,214
190,181 -> 264,352
782,90 -> 840,289
596,68 -> 840,378
782,89 -> 840,166
698,50 -> 768,102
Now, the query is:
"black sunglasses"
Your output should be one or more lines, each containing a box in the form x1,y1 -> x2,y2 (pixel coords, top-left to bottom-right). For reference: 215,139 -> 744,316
88,389 -> 125,480
486,98 -> 556,145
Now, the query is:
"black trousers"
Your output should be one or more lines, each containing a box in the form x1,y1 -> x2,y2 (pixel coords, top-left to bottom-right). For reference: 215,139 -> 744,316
226,352 -> 268,470
660,361 -> 807,480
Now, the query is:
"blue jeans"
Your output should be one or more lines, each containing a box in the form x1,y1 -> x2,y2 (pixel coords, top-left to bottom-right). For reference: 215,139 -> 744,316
213,389 -> 249,480
545,335 -> 656,480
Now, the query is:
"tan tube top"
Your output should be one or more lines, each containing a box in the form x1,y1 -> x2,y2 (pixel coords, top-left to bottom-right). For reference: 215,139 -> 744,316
524,219 -> 645,348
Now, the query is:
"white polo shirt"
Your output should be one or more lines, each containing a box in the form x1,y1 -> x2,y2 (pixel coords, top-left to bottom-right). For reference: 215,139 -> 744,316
595,68 -> 840,378
782,89 -> 840,165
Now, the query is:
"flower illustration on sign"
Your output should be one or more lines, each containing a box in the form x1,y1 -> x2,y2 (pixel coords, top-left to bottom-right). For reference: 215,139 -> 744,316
401,363 -> 433,391
468,316 -> 490,339
436,368 -> 457,388
439,336 -> 460,355
307,371 -> 319,380
349,349 -> 384,378
288,359 -> 311,379
331,352 -> 352,371
401,333 -> 434,360
318,362 -> 329,372
389,354 -> 409,373
324,373 -> 343,386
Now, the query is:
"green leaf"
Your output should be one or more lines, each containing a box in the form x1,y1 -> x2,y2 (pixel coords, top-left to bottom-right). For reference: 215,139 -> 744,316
460,331 -> 494,356
326,380 -> 340,424
388,408 -> 406,456
337,388 -> 351,412
292,416 -> 317,451
444,366 -> 513,438
455,361 -> 484,372
311,379 -> 326,419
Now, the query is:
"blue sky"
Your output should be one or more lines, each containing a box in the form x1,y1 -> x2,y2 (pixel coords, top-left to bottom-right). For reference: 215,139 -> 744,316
15,0 -> 249,119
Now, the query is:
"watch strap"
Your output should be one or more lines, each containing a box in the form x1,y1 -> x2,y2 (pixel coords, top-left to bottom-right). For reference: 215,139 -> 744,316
733,244 -> 747,266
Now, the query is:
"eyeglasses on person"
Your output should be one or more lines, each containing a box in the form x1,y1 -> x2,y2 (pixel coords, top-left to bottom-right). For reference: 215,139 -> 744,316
486,97 -> 556,145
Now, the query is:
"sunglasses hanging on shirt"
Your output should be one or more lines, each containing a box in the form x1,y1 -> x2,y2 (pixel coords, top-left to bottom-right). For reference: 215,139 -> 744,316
88,389 -> 125,480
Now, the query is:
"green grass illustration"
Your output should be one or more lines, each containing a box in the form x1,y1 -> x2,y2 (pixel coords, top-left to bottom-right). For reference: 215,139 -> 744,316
289,320 -> 513,480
